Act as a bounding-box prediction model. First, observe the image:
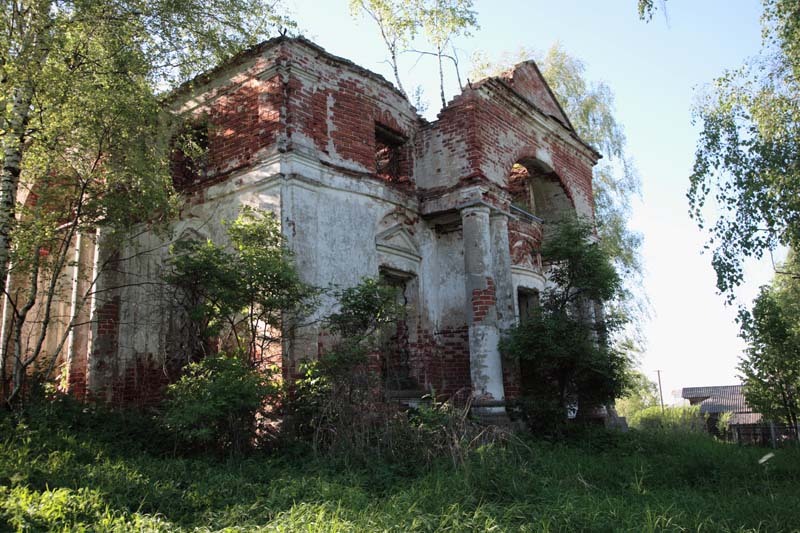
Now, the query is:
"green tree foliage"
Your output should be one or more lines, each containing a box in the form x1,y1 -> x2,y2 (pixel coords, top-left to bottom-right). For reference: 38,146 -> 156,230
165,207 -> 314,363
500,218 -> 631,430
471,45 -> 646,342
0,0 -> 292,404
290,278 -> 404,455
628,405 -> 706,433
637,0 -> 666,21
738,253 -> 800,440
689,0 -> 800,299
414,0 -> 478,107
163,353 -> 276,455
616,370 -> 659,419
349,0 -> 419,97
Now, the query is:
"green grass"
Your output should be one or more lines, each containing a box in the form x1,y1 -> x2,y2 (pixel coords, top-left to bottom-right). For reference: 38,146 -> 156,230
0,400 -> 798,532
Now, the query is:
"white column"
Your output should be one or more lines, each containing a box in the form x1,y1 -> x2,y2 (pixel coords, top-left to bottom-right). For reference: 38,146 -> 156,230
490,213 -> 515,331
461,205 -> 505,412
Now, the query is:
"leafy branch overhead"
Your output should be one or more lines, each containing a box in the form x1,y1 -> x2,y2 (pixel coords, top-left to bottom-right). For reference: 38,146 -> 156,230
350,0 -> 477,107
637,0 -> 667,21
689,0 -> 800,299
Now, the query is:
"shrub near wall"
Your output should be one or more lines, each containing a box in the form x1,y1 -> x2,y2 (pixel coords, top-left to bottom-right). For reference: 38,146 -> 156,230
628,405 -> 706,432
163,353 -> 276,455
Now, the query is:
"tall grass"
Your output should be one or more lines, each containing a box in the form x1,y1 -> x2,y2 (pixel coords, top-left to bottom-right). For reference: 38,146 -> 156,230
0,399 -> 798,532
628,405 -> 707,433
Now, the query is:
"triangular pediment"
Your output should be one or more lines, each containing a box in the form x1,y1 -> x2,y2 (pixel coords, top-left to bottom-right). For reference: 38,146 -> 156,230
376,225 -> 421,262
503,61 -> 573,132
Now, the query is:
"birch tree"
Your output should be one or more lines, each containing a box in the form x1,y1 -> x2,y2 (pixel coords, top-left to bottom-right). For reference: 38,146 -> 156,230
349,0 -> 418,98
689,0 -> 800,299
414,0 -> 477,107
471,45 -> 646,341
0,0 -> 292,404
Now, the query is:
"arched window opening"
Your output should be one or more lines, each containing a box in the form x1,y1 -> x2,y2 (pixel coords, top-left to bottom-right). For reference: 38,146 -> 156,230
508,158 -> 572,223
508,157 -> 574,248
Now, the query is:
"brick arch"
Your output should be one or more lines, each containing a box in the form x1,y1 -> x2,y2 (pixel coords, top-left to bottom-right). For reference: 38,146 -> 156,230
505,145 -> 575,210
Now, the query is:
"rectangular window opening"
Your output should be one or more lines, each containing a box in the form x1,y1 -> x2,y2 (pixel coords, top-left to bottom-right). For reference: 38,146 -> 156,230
171,121 -> 210,190
375,124 -> 406,182
517,288 -> 540,322
379,268 -> 418,391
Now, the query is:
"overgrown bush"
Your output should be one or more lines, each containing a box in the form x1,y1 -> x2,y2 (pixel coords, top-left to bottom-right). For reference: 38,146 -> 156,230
163,353 -> 277,455
287,279 -> 402,458
716,411 -> 732,438
500,218 -> 632,433
287,278 -> 509,468
165,207 -> 315,362
628,405 -> 707,433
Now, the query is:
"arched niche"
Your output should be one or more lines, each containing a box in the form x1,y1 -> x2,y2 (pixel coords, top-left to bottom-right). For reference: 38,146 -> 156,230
508,157 -> 574,223
508,157 -> 577,250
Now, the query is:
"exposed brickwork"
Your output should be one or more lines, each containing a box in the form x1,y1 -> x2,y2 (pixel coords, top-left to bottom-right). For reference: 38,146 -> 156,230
409,326 -> 471,401
419,71 -> 596,218
107,355 -> 173,408
69,37 -> 598,409
93,296 -> 120,363
498,61 -> 569,127
502,355 -> 522,401
67,354 -> 88,401
507,164 -> 530,203
206,74 -> 282,177
173,36 -> 594,211
508,219 -> 543,269
471,277 -> 496,322
284,43 -> 417,190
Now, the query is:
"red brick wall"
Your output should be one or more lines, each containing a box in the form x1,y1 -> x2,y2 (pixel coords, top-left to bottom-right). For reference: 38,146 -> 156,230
175,39 -> 421,193
502,63 -> 568,126
285,43 -> 418,188
471,277 -> 496,322
421,80 -> 596,214
173,50 -> 286,192
502,355 -> 522,400
107,355 -> 173,408
410,326 -> 471,401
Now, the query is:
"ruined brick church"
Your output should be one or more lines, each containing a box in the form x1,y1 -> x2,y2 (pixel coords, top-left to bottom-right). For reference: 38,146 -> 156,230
35,36 -> 599,411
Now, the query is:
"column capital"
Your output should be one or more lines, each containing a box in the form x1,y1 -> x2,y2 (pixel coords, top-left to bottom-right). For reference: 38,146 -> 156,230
460,203 -> 492,218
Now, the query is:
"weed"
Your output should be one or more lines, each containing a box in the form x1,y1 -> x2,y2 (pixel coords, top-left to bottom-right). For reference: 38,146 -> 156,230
1,403 -> 799,531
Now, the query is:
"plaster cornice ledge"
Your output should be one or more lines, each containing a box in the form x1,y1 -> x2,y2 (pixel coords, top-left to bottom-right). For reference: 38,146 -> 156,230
420,185 -> 512,218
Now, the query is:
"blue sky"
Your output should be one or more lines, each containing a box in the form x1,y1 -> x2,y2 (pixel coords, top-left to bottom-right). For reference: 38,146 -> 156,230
285,0 -> 772,401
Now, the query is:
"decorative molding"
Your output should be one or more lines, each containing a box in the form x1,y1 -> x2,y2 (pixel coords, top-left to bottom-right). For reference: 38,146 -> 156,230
376,224 -> 422,263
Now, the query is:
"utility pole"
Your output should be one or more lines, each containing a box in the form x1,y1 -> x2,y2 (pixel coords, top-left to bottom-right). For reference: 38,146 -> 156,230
656,369 -> 665,413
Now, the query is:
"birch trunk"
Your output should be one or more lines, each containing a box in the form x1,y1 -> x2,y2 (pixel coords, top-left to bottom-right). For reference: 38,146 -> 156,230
0,85 -> 33,298
438,48 -> 446,108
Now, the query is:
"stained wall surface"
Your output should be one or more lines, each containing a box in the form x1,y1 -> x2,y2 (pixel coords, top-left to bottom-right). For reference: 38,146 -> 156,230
58,37 -> 598,407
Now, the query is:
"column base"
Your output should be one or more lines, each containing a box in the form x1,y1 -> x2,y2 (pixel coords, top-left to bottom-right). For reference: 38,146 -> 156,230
471,400 -> 511,426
